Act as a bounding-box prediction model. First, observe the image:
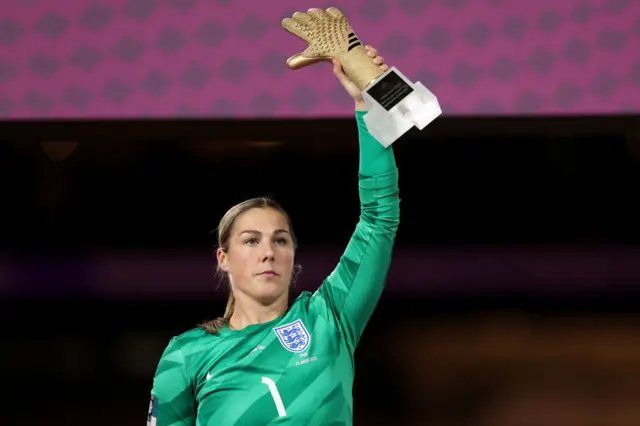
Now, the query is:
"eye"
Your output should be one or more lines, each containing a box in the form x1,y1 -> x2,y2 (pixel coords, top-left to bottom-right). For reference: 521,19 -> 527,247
274,237 -> 288,246
244,237 -> 259,245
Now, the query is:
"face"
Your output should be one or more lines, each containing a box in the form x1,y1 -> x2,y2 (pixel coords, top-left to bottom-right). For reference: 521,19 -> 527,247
217,207 -> 295,306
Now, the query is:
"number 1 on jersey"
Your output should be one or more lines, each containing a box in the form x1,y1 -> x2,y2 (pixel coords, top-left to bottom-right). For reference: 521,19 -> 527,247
261,376 -> 287,418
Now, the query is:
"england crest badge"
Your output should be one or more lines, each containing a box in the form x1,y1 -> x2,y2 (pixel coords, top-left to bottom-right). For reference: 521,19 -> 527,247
273,319 -> 311,353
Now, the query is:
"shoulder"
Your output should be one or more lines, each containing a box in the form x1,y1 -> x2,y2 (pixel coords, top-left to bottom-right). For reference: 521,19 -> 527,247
292,289 -> 331,316
294,290 -> 314,303
162,327 -> 214,357
291,290 -> 315,310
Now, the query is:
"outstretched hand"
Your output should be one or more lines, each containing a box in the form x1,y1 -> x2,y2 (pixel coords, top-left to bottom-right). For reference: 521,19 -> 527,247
333,45 -> 389,110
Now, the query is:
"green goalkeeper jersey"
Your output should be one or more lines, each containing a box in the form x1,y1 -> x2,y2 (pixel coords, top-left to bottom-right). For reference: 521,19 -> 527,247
148,111 -> 400,426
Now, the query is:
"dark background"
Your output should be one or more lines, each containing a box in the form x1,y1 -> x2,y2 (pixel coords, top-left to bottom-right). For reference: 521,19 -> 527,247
1,114 -> 640,425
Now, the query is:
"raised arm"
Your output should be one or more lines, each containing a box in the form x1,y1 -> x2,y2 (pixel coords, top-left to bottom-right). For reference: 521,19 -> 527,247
148,338 -> 196,426
311,107 -> 400,354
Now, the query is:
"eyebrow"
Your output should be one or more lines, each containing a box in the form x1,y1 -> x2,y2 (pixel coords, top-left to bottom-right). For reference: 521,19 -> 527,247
239,229 -> 290,236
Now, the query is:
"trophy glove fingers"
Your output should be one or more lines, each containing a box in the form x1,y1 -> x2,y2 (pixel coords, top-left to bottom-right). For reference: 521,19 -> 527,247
286,52 -> 330,70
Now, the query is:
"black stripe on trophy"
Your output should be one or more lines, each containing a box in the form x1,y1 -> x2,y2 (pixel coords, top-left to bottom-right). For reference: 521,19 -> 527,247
348,32 -> 361,51
348,41 -> 362,51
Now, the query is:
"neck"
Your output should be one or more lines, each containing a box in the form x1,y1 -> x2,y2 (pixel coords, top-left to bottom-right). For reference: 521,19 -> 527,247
228,295 -> 288,331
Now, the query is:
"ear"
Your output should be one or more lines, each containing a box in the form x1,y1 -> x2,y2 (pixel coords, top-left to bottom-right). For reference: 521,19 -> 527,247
216,247 -> 229,272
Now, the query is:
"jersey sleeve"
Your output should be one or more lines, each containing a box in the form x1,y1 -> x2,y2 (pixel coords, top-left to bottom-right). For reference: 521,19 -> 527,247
310,110 -> 400,353
148,337 -> 196,426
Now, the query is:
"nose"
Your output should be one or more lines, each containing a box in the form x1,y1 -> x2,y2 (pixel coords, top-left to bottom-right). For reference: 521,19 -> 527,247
261,242 -> 275,262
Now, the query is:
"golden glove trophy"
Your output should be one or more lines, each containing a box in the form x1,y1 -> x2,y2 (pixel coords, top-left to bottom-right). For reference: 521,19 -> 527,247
282,7 -> 441,147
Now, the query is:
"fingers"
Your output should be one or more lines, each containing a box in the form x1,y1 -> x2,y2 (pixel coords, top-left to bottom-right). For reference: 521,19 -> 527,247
364,45 -> 388,70
292,11 -> 312,25
325,7 -> 345,20
332,59 -> 342,75
307,8 -> 327,19
281,17 -> 308,40
287,53 -> 325,70
365,45 -> 378,58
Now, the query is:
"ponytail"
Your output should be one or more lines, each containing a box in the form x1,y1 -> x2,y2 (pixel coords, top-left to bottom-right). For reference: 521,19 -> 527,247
200,292 -> 235,335
223,292 -> 235,322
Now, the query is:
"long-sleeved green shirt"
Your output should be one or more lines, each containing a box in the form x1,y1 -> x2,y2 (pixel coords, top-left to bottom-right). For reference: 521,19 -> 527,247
148,111 -> 400,426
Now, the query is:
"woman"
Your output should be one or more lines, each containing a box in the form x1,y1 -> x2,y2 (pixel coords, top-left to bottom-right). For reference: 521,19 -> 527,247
148,46 -> 400,426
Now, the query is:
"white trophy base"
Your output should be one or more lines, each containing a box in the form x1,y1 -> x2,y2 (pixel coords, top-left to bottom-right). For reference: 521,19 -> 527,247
362,67 -> 442,148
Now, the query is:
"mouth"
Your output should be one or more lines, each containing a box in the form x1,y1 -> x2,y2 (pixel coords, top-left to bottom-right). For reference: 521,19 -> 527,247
258,270 -> 279,276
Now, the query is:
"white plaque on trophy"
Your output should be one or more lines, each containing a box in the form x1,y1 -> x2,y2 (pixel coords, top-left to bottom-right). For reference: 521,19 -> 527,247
362,67 -> 441,147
